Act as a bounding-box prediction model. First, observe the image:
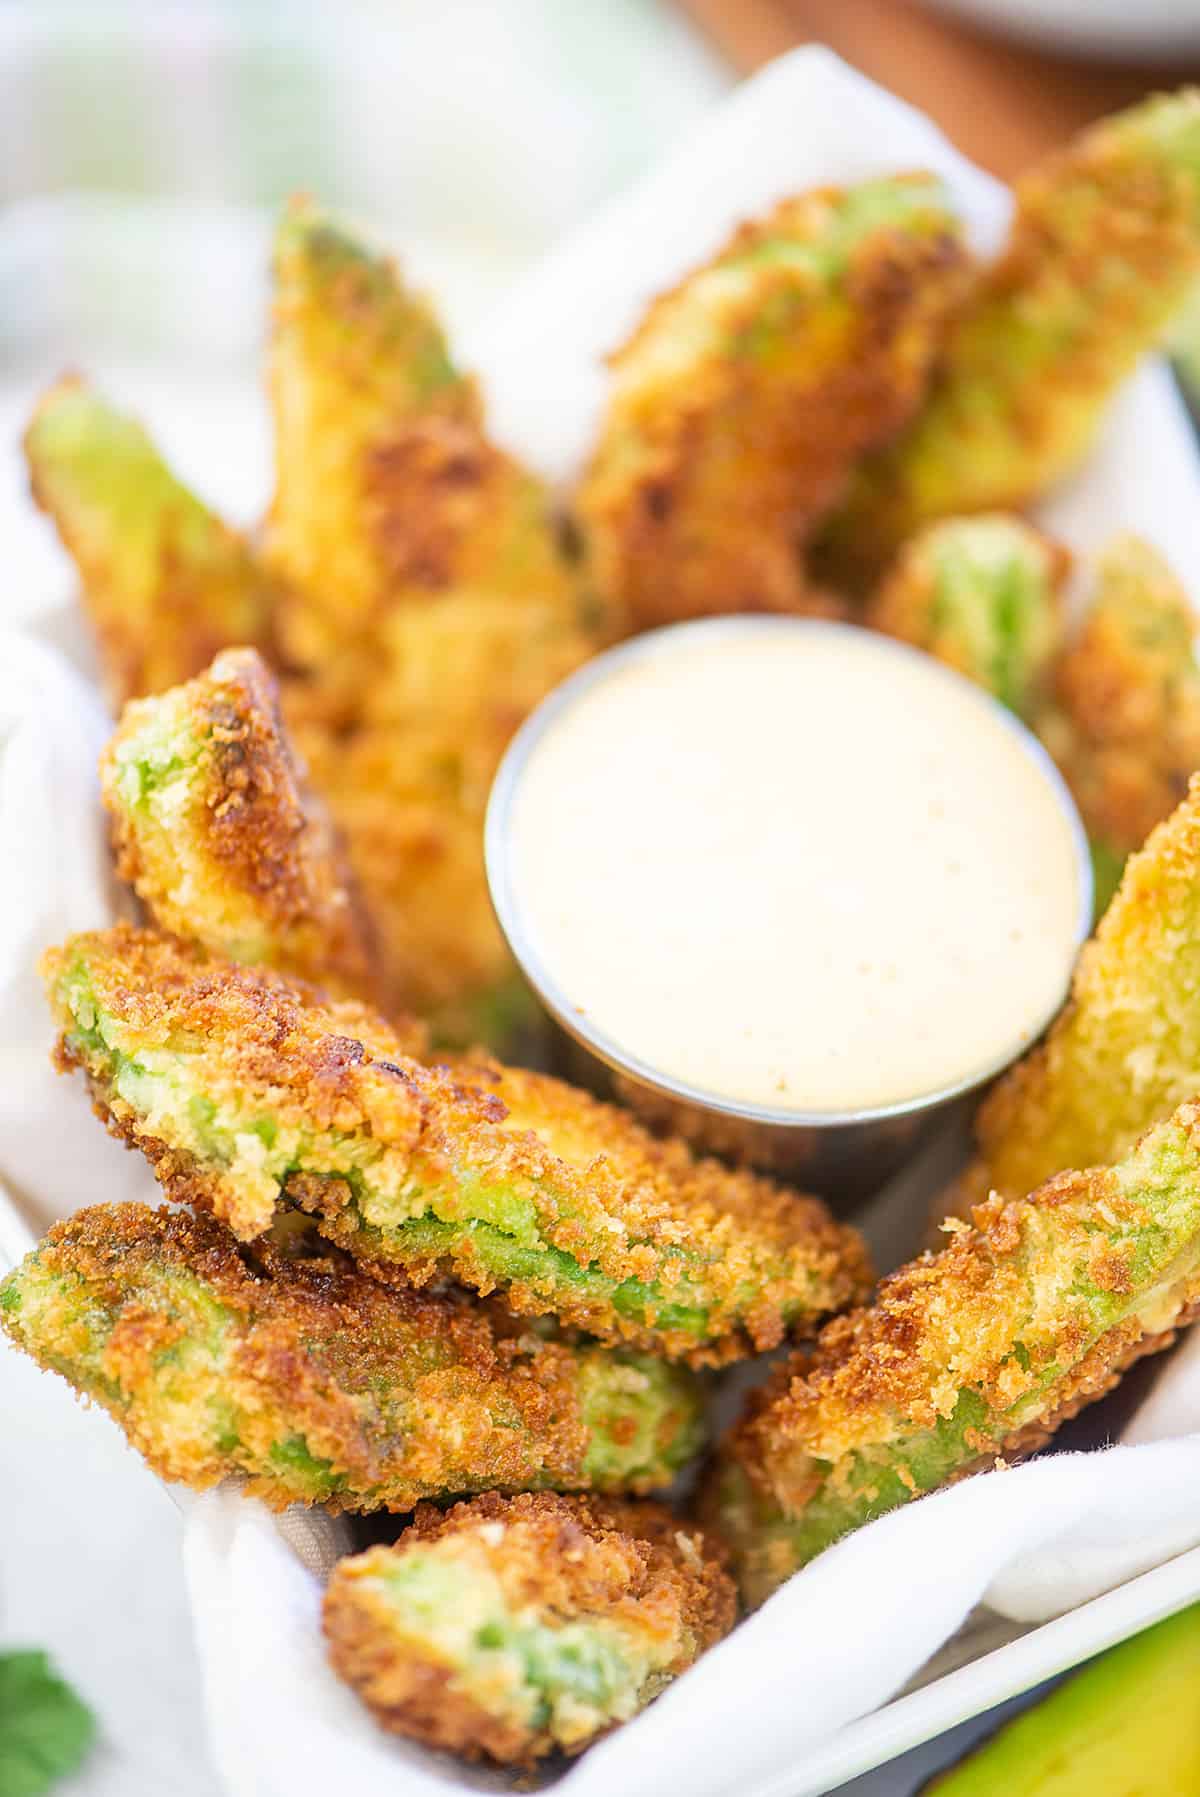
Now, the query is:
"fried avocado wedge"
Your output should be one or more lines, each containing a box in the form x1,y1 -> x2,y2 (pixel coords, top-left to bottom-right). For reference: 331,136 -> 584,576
952,774 -> 1200,1215
0,1206 -> 704,1509
709,1096 -> 1200,1607
323,1491 -> 735,1765
43,928 -> 870,1365
821,91 -> 1200,581
868,515 -> 1070,719
300,719 -> 534,1048
576,176 -> 969,630
263,198 -> 595,1034
101,648 -> 386,1009
24,376 -> 275,708
1042,536 -> 1200,915
265,197 -> 581,690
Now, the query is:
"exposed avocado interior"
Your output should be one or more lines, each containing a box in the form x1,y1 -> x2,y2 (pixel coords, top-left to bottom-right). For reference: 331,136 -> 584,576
2,1225 -> 701,1504
578,1353 -> 705,1486
928,525 -> 1055,716
728,1118 -> 1200,1579
280,208 -> 462,400
732,176 -> 954,288
374,1553 -> 650,1733
54,956 -> 812,1342
268,1434 -> 347,1501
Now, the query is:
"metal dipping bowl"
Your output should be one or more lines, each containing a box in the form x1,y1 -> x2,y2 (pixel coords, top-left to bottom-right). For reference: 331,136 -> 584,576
485,618 -> 1095,1209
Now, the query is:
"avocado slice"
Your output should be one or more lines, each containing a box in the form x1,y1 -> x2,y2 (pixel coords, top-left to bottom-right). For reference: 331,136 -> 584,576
924,1602 -> 1200,1794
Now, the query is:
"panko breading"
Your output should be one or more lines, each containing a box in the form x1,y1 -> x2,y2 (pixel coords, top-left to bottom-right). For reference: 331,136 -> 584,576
24,376 -> 276,709
821,92 -> 1200,581
101,648 -> 386,1010
950,773 -> 1200,1216
868,515 -> 1070,719
284,709 -> 524,1043
1041,536 -> 1200,914
265,197 -> 585,691
323,1491 -> 735,1763
709,1097 -> 1200,1606
577,177 -> 969,630
0,1206 -> 705,1508
43,927 -> 871,1365
363,588 -> 595,737
263,199 -> 596,1034
23,226 -> 595,1044
293,597 -> 590,1040
295,709 -> 547,1046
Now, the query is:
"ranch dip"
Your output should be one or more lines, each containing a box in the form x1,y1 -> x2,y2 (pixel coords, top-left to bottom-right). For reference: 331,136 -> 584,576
493,619 -> 1090,1117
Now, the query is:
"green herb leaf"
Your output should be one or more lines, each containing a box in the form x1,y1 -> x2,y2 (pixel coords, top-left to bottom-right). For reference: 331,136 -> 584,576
0,1650 -> 96,1797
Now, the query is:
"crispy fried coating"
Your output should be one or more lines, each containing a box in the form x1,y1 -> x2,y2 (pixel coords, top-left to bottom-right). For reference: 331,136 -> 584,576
295,703 -> 556,1046
1041,536 -> 1200,914
101,649 -> 389,1013
323,1491 -> 735,1764
710,1097 -> 1200,1606
24,204 -> 596,1046
265,197 -> 584,689
821,92 -> 1200,581
292,587 -> 591,1040
362,587 -> 595,737
951,773 -> 1200,1216
311,732 -> 518,1046
0,1205 -> 705,1509
868,515 -> 1070,719
24,377 -> 276,708
576,177 -> 969,630
43,927 -> 871,1364
263,199 -> 596,1032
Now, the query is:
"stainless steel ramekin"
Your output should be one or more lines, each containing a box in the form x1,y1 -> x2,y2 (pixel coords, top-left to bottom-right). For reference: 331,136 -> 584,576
485,617 -> 1094,1207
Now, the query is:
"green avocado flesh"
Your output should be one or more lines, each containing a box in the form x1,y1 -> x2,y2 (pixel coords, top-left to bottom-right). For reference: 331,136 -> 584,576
725,1114 -> 1200,1593
0,1239 -> 701,1501
929,532 -> 1053,716
280,211 -> 461,400
733,177 -> 953,287
374,1554 -> 651,1734
924,1602 -> 1200,1794
719,1387 -> 1002,1584
578,1354 -> 703,1487
55,958 -> 808,1343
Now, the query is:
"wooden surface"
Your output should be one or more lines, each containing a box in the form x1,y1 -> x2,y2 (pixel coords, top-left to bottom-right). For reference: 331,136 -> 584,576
676,0 -> 1196,176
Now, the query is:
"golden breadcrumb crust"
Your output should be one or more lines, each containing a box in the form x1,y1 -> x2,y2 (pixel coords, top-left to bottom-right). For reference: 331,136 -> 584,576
578,181 -> 968,629
323,1491 -> 735,1763
293,715 -> 517,1032
102,648 -> 388,1011
868,515 -> 1070,717
265,197 -> 582,706
24,375 -> 279,708
1045,536 -> 1200,864
950,774 -> 1200,1216
5,1204 -> 627,1510
819,95 -> 1200,581
730,1149 -> 1200,1519
46,927 -> 871,1362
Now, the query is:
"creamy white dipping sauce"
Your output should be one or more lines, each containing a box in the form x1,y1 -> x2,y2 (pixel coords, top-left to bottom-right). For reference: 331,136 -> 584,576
496,621 -> 1089,1117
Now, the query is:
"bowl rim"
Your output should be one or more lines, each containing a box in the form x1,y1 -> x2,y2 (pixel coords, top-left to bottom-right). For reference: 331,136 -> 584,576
485,613 -> 1094,1132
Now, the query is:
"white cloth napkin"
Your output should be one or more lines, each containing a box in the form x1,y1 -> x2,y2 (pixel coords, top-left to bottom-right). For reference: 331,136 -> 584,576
5,46 -> 1200,1797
